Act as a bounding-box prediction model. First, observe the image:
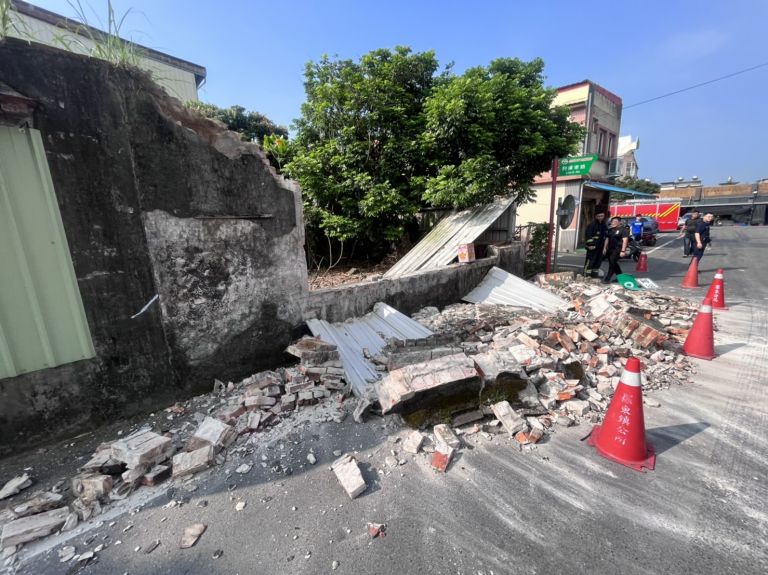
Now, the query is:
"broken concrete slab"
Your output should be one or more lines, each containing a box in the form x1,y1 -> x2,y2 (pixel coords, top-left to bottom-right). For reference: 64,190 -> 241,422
187,417 -> 237,452
172,446 -> 214,478
377,353 -> 478,414
490,401 -> 528,436
1,507 -> 69,549
110,429 -> 174,470
331,454 -> 366,499
11,492 -> 64,518
0,474 -> 32,501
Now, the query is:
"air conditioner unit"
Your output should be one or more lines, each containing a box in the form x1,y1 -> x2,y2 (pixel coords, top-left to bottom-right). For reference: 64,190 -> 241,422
607,158 -> 623,177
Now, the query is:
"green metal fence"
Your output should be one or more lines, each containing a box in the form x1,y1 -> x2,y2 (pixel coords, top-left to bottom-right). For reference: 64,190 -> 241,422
0,125 -> 95,378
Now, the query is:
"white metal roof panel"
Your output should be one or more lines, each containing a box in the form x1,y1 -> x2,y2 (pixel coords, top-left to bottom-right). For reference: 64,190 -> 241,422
306,302 -> 433,397
462,267 -> 570,312
383,196 -> 515,278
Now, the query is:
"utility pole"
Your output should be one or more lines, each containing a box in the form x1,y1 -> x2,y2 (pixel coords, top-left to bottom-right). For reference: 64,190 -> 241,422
545,158 -> 559,274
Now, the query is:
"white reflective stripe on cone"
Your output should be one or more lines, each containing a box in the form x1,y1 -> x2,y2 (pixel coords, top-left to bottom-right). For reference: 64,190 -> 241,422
701,305 -> 713,313
620,370 -> 642,387
714,273 -> 723,279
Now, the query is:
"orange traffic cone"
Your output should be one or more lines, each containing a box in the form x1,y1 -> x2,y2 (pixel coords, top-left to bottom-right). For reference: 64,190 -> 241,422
635,252 -> 648,272
705,268 -> 727,309
683,297 -> 716,360
681,256 -> 699,288
587,357 -> 655,471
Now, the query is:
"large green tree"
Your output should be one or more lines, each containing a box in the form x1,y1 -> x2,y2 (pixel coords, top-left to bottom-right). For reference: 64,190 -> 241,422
287,47 -> 583,256
186,101 -> 288,143
287,47 -> 442,247
422,58 -> 583,208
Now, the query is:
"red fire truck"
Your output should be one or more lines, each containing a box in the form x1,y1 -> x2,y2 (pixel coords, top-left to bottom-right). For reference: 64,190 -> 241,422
610,198 -> 681,232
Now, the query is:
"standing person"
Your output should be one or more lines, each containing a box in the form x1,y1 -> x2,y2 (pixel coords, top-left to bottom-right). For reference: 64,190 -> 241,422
584,211 -> 607,278
680,210 -> 700,256
691,213 -> 715,263
602,216 -> 629,284
630,216 -> 644,242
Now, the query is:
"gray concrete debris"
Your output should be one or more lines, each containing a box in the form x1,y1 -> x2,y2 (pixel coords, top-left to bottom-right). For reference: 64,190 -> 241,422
331,454 -> 367,499
1,507 -> 69,549
402,431 -> 424,454
180,523 -> 207,549
0,475 -> 32,501
433,424 -> 460,450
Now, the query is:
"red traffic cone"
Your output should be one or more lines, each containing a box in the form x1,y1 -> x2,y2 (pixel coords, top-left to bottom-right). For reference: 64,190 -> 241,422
587,357 -> 655,471
681,256 -> 699,288
683,297 -> 716,360
635,252 -> 648,272
705,268 -> 727,309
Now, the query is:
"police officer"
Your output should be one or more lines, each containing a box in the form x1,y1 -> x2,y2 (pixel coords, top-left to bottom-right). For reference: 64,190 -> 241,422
602,216 -> 629,284
680,210 -> 700,256
692,213 -> 715,263
584,211 -> 607,278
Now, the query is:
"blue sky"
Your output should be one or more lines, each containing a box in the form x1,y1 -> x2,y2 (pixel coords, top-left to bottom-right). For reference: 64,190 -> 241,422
31,0 -> 768,185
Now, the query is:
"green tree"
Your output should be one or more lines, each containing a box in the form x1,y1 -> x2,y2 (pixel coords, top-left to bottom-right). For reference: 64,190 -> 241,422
422,58 -> 583,209
287,48 -> 583,257
287,47 -> 442,253
186,101 -> 288,143
613,176 -> 661,195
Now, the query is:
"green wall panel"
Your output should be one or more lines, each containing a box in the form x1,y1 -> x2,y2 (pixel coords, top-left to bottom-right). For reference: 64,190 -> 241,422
0,126 -> 95,378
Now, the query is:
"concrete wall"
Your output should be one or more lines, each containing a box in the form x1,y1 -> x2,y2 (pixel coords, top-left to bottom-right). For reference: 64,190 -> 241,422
0,39 -> 305,454
304,244 -> 525,324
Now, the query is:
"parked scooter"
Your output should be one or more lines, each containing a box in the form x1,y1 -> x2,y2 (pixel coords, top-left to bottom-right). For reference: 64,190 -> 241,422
640,231 -> 657,246
622,236 -> 643,262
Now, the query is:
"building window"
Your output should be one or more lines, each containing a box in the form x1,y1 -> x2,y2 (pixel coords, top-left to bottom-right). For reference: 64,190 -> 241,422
608,134 -> 615,158
592,118 -> 598,133
598,129 -> 606,157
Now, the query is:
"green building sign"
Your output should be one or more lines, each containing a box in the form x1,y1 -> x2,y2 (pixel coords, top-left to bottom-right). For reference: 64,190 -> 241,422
558,154 -> 597,177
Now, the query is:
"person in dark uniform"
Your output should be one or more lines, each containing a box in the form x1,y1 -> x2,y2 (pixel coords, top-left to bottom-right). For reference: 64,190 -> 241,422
584,211 -> 607,278
680,210 -> 700,256
602,216 -> 629,283
691,213 -> 714,263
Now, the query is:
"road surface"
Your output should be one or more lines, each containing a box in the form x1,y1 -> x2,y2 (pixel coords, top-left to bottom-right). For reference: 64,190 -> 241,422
9,226 -> 768,575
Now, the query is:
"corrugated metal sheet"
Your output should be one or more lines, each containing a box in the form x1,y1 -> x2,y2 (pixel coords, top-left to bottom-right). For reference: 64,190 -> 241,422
384,196 -> 515,278
0,126 -> 95,379
306,302 -> 433,397
462,267 -> 569,312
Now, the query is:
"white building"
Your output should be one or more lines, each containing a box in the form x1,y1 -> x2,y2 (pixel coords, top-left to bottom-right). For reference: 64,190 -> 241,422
6,1 -> 206,102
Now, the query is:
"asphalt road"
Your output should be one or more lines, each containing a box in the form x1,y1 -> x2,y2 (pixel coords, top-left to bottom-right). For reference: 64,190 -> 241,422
9,226 -> 768,575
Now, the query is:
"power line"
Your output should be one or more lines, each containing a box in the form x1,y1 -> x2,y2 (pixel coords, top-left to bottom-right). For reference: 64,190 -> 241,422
624,61 -> 768,109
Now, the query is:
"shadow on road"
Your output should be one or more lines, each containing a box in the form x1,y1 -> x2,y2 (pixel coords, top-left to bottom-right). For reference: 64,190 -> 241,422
716,342 -> 747,355
647,422 -> 710,456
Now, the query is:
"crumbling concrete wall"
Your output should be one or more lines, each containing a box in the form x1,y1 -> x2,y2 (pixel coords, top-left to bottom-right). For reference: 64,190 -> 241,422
304,244 -> 525,324
0,38 -> 306,454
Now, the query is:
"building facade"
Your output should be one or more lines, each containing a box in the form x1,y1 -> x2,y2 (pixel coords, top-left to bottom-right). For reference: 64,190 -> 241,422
617,135 -> 640,178
7,1 -> 206,102
515,80 -> 626,251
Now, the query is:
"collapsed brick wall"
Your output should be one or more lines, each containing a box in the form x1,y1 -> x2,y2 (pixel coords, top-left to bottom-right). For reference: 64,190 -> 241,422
0,39 -> 307,454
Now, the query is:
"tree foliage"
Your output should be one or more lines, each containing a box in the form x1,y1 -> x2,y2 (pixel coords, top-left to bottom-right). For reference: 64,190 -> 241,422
286,47 -> 442,247
422,58 -> 582,208
286,47 -> 584,256
613,176 -> 661,195
186,101 -> 288,143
